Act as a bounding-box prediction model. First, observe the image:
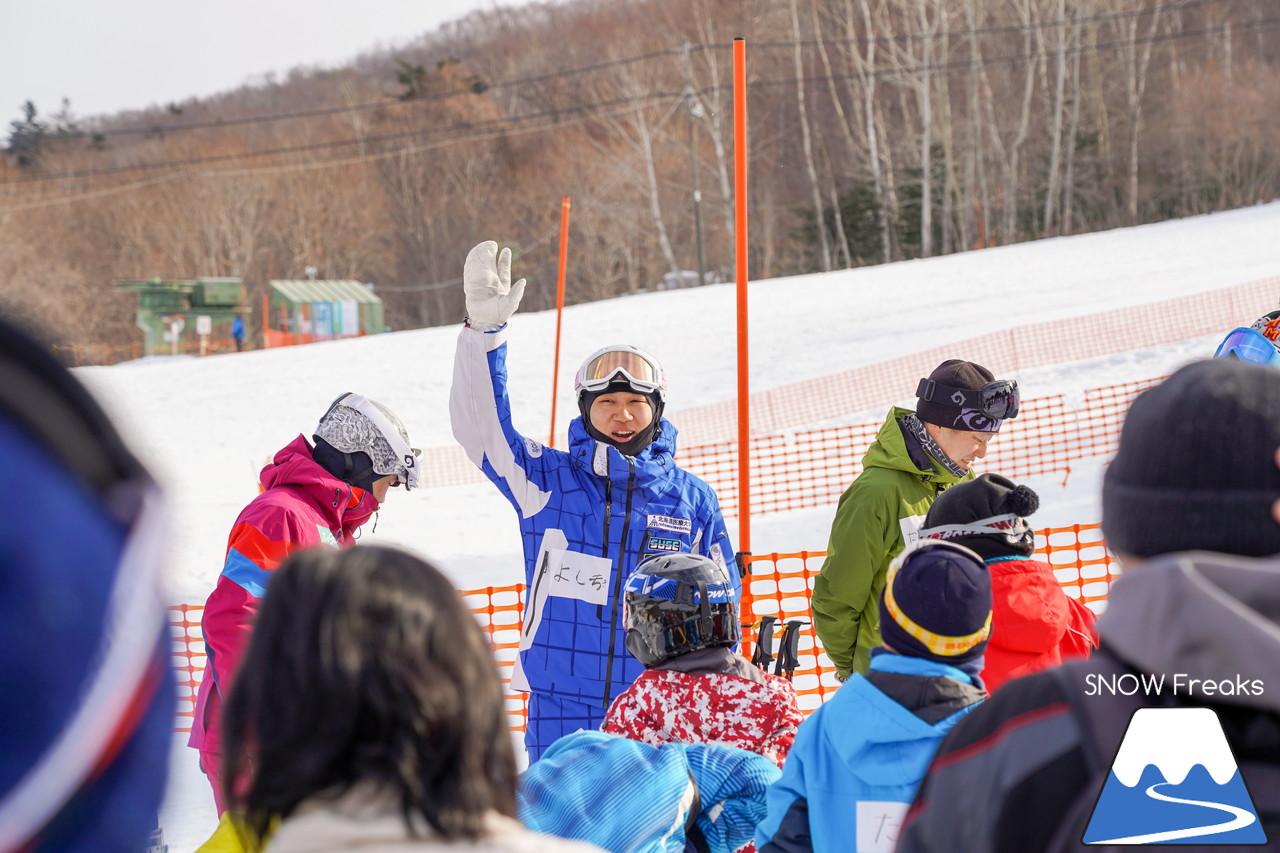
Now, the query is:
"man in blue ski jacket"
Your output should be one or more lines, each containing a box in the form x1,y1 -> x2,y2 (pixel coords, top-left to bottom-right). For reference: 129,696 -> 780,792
450,240 -> 738,761
756,539 -> 991,853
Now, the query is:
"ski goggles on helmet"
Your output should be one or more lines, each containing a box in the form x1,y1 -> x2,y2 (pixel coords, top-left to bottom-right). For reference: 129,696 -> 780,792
916,377 -> 1020,420
574,345 -> 668,400
919,513 -> 1031,542
319,393 -> 422,489
1214,326 -> 1280,368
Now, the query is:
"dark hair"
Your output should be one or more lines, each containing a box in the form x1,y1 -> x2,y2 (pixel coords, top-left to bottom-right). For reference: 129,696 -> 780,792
220,545 -> 517,844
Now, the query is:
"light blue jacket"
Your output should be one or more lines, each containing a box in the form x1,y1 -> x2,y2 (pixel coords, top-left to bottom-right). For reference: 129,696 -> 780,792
520,730 -> 779,853
451,326 -> 737,707
755,654 -> 983,853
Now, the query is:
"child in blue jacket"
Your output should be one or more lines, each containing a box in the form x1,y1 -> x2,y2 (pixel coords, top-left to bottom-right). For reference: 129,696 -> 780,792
756,540 -> 991,853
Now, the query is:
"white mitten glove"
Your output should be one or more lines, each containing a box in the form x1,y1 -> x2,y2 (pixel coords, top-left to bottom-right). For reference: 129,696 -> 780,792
463,240 -> 526,331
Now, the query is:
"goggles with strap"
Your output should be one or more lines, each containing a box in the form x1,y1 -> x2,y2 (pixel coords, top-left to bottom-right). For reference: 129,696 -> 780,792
916,377 -> 1020,420
1214,326 -> 1280,368
574,345 -> 668,400
919,513 -> 1030,542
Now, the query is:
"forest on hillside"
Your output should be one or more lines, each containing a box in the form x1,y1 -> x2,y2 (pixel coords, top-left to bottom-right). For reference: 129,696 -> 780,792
2,0 -> 1278,357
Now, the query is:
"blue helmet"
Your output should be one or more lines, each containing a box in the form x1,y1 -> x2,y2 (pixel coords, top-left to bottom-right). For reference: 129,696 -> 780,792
623,553 -> 739,666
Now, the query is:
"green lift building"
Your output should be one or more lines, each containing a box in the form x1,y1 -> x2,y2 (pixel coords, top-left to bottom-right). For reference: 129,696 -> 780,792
114,277 -> 245,355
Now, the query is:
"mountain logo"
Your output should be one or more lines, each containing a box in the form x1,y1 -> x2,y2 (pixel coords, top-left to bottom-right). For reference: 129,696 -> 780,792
1083,707 -> 1267,845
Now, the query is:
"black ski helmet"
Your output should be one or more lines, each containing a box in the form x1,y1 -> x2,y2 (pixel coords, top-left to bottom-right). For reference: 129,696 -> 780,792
623,552 -> 740,667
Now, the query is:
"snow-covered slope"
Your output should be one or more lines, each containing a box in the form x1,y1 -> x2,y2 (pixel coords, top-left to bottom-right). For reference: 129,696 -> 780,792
128,203 -> 1279,852
74,202 -> 1279,606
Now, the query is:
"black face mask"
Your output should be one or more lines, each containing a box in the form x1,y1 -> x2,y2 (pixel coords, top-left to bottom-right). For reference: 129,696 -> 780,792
312,437 -> 380,493
577,385 -> 664,455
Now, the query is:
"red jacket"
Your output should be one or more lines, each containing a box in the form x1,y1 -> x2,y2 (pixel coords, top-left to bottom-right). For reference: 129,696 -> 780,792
187,435 -> 378,754
982,555 -> 1099,693
602,667 -> 804,768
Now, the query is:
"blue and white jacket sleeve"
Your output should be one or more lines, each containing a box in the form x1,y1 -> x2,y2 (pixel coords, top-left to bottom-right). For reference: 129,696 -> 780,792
450,325 -> 553,519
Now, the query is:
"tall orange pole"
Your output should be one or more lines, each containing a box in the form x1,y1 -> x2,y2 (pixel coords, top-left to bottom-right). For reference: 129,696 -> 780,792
549,196 -> 571,447
733,38 -> 751,554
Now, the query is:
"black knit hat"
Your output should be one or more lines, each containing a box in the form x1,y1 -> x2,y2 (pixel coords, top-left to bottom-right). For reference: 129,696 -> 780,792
922,473 -> 1040,560
878,540 -> 992,667
1102,358 -> 1280,559
916,359 -> 1004,433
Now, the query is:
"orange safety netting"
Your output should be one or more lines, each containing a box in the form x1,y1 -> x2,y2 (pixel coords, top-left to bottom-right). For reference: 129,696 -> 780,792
168,524 -> 1116,733
736,523 -> 1118,714
679,376 -> 1159,517
170,583 -> 529,734
412,273 -> 1279,491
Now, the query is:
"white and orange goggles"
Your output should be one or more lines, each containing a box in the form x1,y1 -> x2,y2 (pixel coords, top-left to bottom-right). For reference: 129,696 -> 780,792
574,345 -> 668,400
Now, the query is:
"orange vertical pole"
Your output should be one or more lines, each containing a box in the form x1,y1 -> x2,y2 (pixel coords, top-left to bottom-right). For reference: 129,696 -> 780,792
733,38 -> 751,554
549,197 -> 571,448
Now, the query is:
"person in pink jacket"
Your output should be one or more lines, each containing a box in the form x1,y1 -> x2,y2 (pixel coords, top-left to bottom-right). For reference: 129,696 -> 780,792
188,392 -> 420,814
918,473 -> 1097,693
603,553 -> 803,768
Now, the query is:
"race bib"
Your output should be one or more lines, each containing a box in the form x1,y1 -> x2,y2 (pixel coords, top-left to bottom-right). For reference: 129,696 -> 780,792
855,801 -> 908,852
543,549 -> 612,606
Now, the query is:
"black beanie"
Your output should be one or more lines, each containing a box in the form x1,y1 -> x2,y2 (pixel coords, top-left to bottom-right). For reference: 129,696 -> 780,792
1102,359 -> 1280,559
577,379 -> 664,454
923,473 -> 1040,560
916,359 -> 1003,433
878,541 -> 992,668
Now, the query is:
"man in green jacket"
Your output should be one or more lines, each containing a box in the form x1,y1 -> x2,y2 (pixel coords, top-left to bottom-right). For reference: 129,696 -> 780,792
812,359 -> 1019,679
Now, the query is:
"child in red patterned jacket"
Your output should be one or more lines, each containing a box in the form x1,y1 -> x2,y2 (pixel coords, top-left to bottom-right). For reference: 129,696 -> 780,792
603,553 -> 803,768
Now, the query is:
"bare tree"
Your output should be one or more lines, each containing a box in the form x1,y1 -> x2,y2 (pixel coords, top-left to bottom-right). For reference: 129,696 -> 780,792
789,0 -> 831,271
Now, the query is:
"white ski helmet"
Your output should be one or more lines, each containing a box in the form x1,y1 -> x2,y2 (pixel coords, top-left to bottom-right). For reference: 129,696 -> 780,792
313,392 -> 421,489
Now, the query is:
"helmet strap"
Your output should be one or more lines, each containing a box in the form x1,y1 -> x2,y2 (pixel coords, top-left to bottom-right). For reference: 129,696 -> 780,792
697,580 -> 712,633
624,626 -> 663,667
341,451 -> 376,491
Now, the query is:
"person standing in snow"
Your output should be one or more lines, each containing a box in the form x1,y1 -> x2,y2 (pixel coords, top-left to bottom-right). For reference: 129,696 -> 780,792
756,540 -> 992,853
450,240 -> 738,761
917,473 -> 1096,693
603,552 -> 803,768
189,392 -> 421,814
231,315 -> 246,352
897,359 -> 1280,852
811,359 -> 1019,680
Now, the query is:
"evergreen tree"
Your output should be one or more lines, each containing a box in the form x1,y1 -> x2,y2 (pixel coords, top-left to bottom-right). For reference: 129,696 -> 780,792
7,100 -> 49,169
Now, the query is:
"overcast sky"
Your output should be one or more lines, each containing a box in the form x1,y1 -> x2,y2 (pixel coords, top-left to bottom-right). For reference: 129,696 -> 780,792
2,0 -> 517,124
